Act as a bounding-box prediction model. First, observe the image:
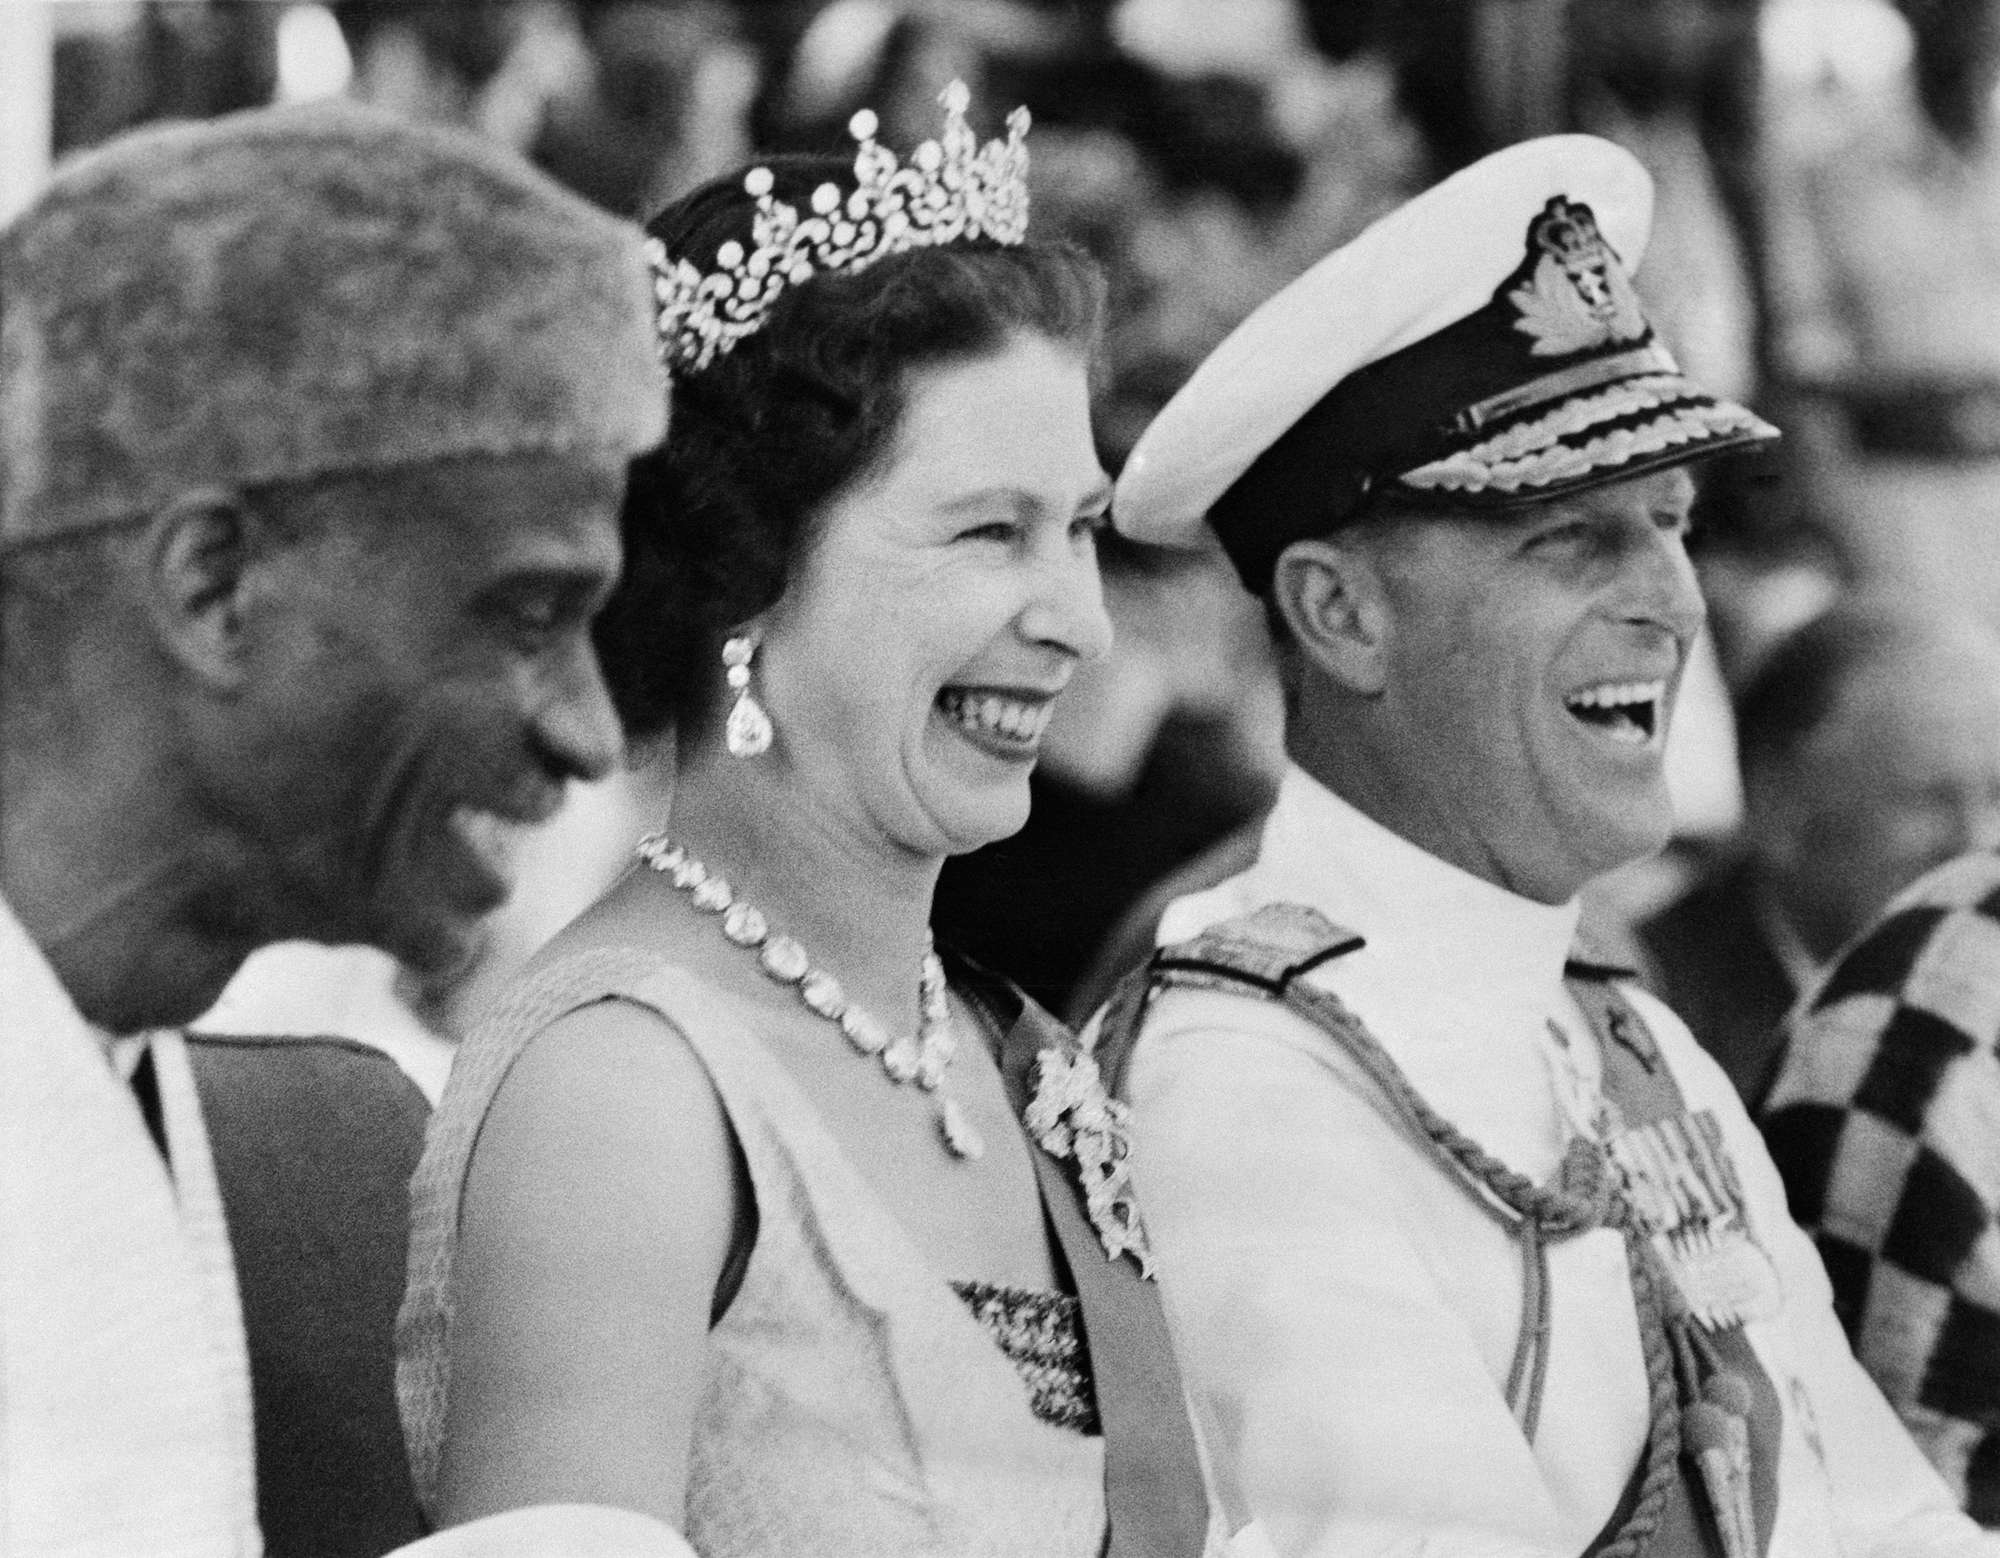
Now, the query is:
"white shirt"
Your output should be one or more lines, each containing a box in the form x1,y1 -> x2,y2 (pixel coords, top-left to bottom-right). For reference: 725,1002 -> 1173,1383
0,894 -> 696,1558
0,893 -> 259,1556
1128,765 -> 1994,1558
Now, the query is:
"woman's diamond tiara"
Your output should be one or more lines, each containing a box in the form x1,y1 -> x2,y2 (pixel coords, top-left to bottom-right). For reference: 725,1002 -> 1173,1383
645,80 -> 1031,375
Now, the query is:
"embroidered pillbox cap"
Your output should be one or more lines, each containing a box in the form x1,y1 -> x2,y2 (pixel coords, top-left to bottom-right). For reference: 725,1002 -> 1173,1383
0,100 -> 668,548
1113,134 -> 1779,593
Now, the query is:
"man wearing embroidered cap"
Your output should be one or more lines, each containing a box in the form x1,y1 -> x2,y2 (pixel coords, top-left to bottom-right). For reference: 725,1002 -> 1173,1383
0,102 -> 684,1555
1093,137 -> 1992,1555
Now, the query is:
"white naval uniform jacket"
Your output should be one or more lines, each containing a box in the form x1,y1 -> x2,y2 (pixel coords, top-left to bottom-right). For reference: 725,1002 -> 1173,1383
1121,766 -> 1996,1558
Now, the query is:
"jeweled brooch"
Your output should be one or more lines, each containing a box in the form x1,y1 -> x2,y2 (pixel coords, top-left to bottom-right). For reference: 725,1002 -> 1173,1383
1024,1048 -> 1153,1278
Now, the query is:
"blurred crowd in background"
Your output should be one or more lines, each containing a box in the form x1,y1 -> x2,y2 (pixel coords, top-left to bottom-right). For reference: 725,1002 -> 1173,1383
35,0 -> 2000,1107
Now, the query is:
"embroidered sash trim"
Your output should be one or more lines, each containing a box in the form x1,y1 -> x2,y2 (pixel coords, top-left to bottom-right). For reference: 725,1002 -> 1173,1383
956,957 -> 1211,1558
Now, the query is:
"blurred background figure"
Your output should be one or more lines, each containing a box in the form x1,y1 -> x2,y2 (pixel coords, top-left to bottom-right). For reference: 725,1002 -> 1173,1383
1763,0 -> 2000,624
1568,0 -> 1764,408
531,2 -> 759,216
1636,593 -> 2000,1106
340,0 -> 589,151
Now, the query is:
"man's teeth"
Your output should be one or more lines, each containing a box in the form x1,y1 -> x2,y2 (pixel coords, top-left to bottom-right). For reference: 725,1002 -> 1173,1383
449,806 -> 521,872
938,690 -> 1053,743
1564,680 -> 1666,744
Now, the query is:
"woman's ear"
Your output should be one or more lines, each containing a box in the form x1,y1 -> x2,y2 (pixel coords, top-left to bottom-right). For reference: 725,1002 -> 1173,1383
1270,534 -> 1392,696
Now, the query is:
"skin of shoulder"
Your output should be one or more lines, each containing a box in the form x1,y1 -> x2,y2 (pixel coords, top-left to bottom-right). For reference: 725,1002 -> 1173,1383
436,985 -> 742,1531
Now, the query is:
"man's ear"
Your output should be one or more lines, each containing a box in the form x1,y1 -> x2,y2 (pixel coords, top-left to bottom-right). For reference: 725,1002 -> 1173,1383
1271,533 -> 1392,696
135,489 -> 262,692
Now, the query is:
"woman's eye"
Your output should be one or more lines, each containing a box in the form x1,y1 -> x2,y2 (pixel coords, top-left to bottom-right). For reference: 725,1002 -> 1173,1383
958,520 -> 1020,544
1072,511 -> 1111,543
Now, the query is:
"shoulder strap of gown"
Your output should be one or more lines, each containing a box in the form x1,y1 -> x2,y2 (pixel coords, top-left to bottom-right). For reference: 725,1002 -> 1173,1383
953,957 -> 1212,1558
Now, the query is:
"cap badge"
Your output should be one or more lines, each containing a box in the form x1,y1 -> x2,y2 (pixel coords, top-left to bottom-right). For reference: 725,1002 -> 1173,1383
1509,197 -> 1647,358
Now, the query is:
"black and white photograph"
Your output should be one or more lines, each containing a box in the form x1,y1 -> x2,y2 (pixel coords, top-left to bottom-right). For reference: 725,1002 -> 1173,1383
7,2 -> 2000,1554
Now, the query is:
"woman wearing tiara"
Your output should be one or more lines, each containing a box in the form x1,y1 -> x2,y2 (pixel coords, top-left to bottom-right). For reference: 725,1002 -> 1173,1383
397,86 -> 1215,1558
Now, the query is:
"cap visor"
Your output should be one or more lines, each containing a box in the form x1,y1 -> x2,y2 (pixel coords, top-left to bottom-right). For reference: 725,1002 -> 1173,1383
1394,374 -> 1779,506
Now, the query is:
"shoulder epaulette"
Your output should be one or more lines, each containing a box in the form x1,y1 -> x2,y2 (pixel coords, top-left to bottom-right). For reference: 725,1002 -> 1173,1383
1563,945 -> 1639,984
1154,902 -> 1365,993
1091,902 -> 1364,1098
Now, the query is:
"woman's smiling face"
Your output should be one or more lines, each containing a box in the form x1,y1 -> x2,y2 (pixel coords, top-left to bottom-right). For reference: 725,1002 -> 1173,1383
749,331 -> 1114,859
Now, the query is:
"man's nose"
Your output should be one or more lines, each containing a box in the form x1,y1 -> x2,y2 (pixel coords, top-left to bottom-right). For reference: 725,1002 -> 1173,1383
531,638 -> 626,784
1618,525 -> 1707,646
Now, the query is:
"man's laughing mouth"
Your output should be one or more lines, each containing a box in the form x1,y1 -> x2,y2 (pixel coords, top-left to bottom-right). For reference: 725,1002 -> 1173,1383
1563,679 -> 1666,747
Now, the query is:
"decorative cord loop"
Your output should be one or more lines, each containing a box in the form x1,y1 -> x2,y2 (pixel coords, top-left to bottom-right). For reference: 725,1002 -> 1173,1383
1146,963 -> 1687,1558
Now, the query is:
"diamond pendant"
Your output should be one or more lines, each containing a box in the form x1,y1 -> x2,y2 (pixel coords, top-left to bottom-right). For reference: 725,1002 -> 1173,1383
725,691 -> 773,758
939,1096 -> 985,1161
882,1032 -> 922,1083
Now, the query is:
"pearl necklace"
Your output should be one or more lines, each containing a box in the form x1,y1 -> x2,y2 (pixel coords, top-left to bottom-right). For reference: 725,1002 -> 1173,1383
637,832 -> 986,1161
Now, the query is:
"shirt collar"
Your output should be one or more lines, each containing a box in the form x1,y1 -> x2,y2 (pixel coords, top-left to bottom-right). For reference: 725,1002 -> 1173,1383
1248,763 -> 1584,1009
0,891 -> 119,1058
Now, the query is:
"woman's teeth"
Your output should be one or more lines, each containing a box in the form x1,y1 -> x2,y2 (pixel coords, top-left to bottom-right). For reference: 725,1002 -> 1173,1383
1564,679 -> 1666,745
937,689 -> 1054,745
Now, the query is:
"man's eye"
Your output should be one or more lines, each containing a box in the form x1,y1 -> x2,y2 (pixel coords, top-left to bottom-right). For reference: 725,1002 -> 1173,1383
486,593 -> 568,643
1528,523 -> 1590,551
958,520 -> 1020,544
1072,511 -> 1110,543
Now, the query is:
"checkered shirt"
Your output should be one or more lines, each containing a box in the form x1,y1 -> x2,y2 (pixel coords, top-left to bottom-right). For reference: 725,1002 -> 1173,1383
1763,849 -> 2000,1524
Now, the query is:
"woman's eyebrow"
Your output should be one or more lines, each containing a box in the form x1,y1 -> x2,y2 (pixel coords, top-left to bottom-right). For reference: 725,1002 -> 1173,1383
936,473 -> 1114,519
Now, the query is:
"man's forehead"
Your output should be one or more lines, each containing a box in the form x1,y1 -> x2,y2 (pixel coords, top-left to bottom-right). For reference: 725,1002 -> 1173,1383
325,452 -> 624,573
1529,465 -> 1698,516
1365,464 -> 1696,548
1468,466 -> 1699,534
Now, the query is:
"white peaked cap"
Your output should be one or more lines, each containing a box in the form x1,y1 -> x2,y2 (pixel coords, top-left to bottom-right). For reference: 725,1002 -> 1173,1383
1113,134 -> 1776,593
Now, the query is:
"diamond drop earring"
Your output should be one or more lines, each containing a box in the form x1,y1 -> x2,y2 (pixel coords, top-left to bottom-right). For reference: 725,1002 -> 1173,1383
722,635 -> 773,758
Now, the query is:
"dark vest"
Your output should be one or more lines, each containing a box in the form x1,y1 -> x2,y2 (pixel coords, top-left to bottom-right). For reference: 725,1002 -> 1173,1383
1092,902 -> 1785,1558
188,1032 -> 429,1558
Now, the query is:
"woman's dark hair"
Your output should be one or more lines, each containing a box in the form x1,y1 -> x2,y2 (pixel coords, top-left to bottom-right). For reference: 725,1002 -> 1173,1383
595,154 -> 1107,744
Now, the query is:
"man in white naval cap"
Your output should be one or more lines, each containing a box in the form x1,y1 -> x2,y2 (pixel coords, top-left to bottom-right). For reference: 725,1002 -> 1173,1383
0,103 -> 692,1555
1089,136 -> 1996,1556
